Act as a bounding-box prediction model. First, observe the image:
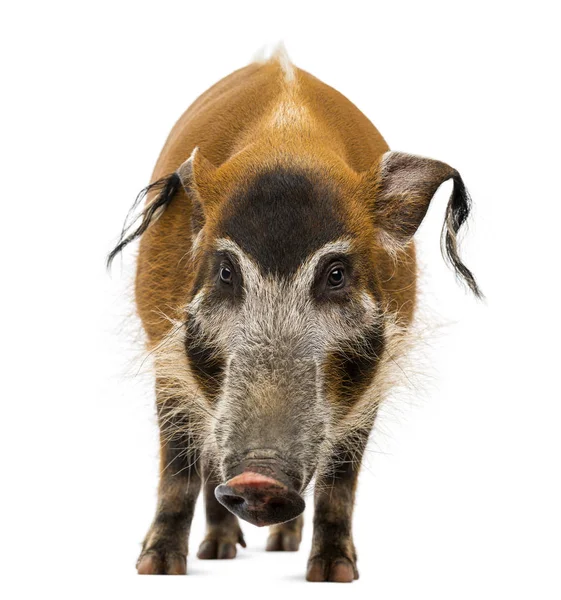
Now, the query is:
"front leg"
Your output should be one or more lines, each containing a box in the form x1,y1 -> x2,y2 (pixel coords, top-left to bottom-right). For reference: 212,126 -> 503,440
137,408 -> 201,575
307,433 -> 369,583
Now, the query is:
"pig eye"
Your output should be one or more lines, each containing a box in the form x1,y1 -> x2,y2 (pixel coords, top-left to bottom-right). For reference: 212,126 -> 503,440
219,265 -> 233,285
312,255 -> 351,301
327,264 -> 345,289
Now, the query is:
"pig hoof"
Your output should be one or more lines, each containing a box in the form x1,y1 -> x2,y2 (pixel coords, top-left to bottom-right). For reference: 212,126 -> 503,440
197,530 -> 246,560
266,531 -> 301,551
266,516 -> 303,551
137,550 -> 187,575
306,555 -> 358,583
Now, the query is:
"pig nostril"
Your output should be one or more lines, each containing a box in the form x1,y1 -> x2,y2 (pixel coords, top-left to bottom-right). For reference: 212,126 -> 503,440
215,475 -> 306,527
223,494 -> 244,506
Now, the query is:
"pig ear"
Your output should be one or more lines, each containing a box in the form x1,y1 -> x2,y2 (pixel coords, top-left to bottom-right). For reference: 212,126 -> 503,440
177,147 -> 218,234
369,151 -> 483,298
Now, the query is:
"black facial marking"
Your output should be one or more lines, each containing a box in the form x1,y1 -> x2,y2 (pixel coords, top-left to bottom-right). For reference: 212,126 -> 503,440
190,250 -> 244,307
210,251 -> 244,303
312,252 -> 354,303
184,316 -> 225,400
220,167 -> 348,277
328,321 -> 385,406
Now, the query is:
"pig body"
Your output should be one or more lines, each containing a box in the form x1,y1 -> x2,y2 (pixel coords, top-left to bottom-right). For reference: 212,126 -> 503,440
109,47 -> 480,581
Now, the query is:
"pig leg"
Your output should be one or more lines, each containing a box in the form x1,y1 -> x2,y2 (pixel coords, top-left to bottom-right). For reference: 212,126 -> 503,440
137,406 -> 201,575
197,460 -> 246,559
266,515 -> 304,551
306,435 -> 368,583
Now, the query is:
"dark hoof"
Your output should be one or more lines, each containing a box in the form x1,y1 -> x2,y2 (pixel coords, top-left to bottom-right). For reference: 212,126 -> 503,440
306,556 -> 358,582
137,550 -> 186,575
266,530 -> 301,551
197,529 -> 246,559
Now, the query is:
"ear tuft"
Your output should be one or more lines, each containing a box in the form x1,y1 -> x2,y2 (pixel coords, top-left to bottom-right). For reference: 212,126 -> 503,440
107,148 -> 218,269
441,173 -> 483,298
106,172 -> 181,269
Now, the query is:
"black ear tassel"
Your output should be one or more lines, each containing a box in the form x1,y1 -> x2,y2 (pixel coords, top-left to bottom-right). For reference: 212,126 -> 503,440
106,173 -> 181,268
441,174 -> 483,299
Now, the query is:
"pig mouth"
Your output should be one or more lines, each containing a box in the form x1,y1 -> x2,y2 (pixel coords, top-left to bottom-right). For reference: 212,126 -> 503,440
215,471 -> 306,527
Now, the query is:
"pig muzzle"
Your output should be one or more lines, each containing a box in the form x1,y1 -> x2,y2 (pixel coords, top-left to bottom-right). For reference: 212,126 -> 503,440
215,471 -> 305,527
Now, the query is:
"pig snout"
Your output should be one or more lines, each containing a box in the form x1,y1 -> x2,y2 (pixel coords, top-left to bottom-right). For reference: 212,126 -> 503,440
215,471 -> 305,527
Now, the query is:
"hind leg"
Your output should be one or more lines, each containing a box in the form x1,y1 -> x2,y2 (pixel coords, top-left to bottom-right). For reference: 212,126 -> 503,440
266,515 -> 304,552
197,460 -> 246,559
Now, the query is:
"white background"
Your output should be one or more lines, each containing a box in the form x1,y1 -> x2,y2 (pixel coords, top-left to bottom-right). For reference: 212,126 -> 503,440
1,1 -> 559,599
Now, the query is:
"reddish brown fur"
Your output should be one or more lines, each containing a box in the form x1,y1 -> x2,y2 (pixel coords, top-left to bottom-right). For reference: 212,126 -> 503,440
135,59 -> 417,345
125,53 -> 474,581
